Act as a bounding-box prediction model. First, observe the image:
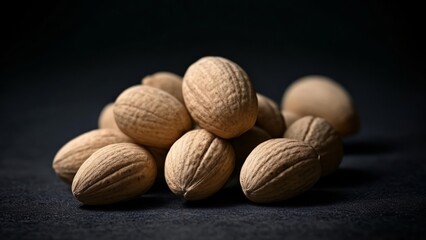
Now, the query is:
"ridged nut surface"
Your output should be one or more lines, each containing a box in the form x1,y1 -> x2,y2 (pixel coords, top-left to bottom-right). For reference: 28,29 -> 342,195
182,56 -> 258,139
141,71 -> 184,103
284,116 -> 343,176
282,75 -> 359,136
165,129 -> 235,200
114,85 -> 192,148
52,129 -> 133,184
240,138 -> 321,203
256,93 -> 286,137
72,143 -> 157,205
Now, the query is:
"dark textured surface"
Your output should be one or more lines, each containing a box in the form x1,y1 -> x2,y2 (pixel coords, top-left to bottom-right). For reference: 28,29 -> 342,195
1,1 -> 426,239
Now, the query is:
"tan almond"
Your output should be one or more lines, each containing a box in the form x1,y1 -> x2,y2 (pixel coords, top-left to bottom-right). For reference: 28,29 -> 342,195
281,110 -> 301,128
256,93 -> 286,137
165,129 -> 235,200
284,116 -> 343,176
141,71 -> 184,103
72,143 -> 157,205
52,129 -> 134,184
240,138 -> 321,203
98,103 -> 119,129
114,85 -> 192,148
281,75 -> 360,136
182,56 -> 258,139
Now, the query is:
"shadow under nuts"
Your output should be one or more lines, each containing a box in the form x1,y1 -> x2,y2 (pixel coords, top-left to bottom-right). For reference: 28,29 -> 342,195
52,129 -> 134,184
284,116 -> 343,177
182,56 -> 258,139
72,143 -> 157,205
114,85 -> 192,148
240,138 -> 321,203
165,129 -> 235,200
282,75 -> 360,137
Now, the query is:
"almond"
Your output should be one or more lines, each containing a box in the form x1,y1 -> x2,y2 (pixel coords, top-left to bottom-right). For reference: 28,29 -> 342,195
72,143 -> 157,205
52,129 -> 133,184
281,110 -> 301,128
98,103 -> 119,130
182,56 -> 258,139
281,75 -> 359,136
114,85 -> 192,148
141,71 -> 184,103
165,129 -> 235,200
256,93 -> 286,137
284,116 -> 343,176
240,138 -> 321,203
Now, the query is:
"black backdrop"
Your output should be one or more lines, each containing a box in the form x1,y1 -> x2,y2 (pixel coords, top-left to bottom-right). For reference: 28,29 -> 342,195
1,1 -> 425,239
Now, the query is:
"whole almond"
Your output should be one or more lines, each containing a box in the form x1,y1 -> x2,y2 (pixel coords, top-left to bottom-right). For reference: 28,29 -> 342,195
114,85 -> 192,148
98,103 -> 119,129
52,129 -> 134,184
240,138 -> 321,203
284,116 -> 343,176
281,110 -> 301,128
165,129 -> 235,200
141,71 -> 184,103
182,56 -> 258,139
281,75 -> 359,136
256,93 -> 286,137
72,143 -> 157,205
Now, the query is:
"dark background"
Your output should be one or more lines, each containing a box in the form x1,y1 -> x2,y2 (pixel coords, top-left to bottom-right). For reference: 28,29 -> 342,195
1,1 -> 425,239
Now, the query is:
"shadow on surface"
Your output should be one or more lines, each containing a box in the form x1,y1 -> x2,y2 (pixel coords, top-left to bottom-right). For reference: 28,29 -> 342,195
315,168 -> 378,189
183,186 -> 247,208
344,140 -> 395,155
266,189 -> 345,207
79,195 -> 166,211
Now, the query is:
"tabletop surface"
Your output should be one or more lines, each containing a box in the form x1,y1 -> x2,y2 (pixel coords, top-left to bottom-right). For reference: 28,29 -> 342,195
0,3 -> 425,237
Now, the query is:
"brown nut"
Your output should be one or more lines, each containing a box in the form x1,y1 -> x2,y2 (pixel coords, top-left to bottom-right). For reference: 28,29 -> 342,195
72,143 -> 157,205
256,93 -> 286,137
98,103 -> 119,130
141,71 -> 184,103
281,110 -> 301,129
284,116 -> 343,176
165,129 -> 235,200
182,56 -> 258,139
114,85 -> 192,148
281,75 -> 360,136
240,138 -> 321,203
231,126 -> 272,173
52,129 -> 134,184
145,146 -> 168,182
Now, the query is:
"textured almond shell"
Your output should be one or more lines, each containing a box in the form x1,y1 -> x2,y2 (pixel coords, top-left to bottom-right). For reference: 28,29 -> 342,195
256,93 -> 286,137
52,129 -> 133,184
141,71 -> 184,103
182,56 -> 258,139
284,116 -> 343,176
72,143 -> 157,205
114,85 -> 192,148
281,110 -> 301,129
98,103 -> 119,129
282,75 -> 359,136
240,138 -> 321,203
165,129 -> 235,200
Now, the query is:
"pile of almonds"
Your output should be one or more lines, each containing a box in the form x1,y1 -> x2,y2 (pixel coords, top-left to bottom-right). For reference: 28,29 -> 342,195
52,56 -> 359,205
